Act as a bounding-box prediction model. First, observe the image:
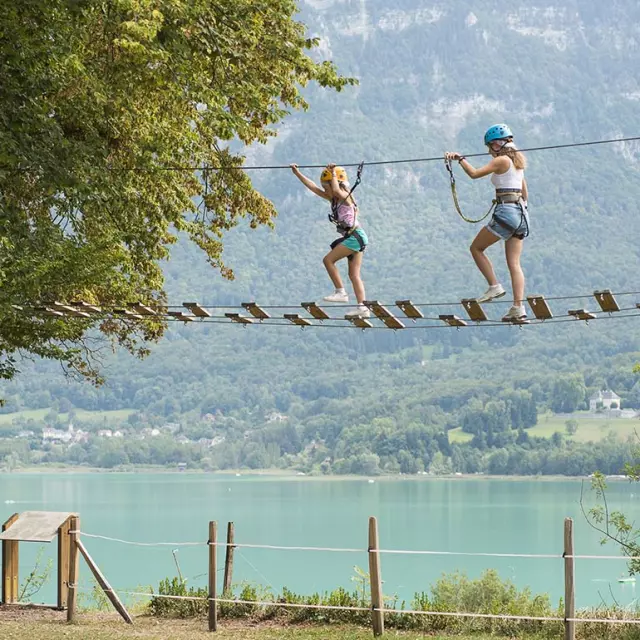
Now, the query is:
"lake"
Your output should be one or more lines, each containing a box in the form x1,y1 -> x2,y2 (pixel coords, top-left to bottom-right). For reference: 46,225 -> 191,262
1,473 -> 638,609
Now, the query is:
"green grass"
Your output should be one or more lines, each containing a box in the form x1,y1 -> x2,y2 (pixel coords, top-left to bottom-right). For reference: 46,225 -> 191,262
447,428 -> 473,444
527,413 -> 640,443
449,413 -> 640,445
0,616 -> 544,640
0,408 -> 135,427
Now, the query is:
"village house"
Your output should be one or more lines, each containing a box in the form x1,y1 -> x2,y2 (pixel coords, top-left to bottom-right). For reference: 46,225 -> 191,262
589,390 -> 622,411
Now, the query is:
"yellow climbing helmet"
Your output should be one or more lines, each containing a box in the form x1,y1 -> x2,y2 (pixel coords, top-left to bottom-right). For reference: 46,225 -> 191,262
320,166 -> 348,183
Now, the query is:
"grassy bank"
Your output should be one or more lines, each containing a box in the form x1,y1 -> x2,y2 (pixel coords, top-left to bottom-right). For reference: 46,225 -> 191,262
0,612 -> 550,640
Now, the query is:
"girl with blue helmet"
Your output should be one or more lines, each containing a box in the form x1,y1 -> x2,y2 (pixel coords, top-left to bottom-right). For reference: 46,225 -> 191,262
290,162 -> 370,318
445,124 -> 529,322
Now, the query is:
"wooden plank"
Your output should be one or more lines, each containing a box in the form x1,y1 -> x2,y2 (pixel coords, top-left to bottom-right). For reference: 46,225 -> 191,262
70,302 -> 102,314
67,516 -> 79,623
564,518 -> 575,640
167,311 -> 194,323
301,303 -> 330,321
208,521 -> 217,631
241,303 -> 270,320
368,517 -> 384,637
527,295 -> 553,320
283,314 -> 312,327
225,313 -> 253,325
461,298 -> 488,322
37,307 -> 64,318
183,303 -> 211,318
2,513 -> 19,604
439,314 -> 467,327
51,303 -> 91,318
130,302 -> 157,316
223,522 -> 235,595
57,517 -> 72,609
76,538 -> 132,624
395,300 -> 424,320
345,315 -> 374,329
568,309 -> 596,321
593,290 -> 620,313
0,511 -> 75,542
113,309 -> 143,320
363,301 -> 405,330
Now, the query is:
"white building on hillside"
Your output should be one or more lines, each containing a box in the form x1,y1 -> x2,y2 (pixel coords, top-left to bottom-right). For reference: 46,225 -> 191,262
589,390 -> 621,411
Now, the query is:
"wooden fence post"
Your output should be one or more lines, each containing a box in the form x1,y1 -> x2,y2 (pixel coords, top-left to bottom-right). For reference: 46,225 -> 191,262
208,521 -> 217,632
223,522 -> 235,595
67,516 -> 80,623
564,517 -> 575,640
2,513 -> 19,604
368,516 -> 384,637
57,516 -> 72,609
76,538 -> 132,623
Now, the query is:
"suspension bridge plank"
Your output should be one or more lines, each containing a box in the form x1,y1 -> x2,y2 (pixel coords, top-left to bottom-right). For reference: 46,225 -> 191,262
130,303 -> 157,316
225,313 -> 254,325
364,301 -> 405,329
301,302 -> 330,321
461,299 -> 488,322
569,309 -> 596,321
593,290 -> 620,313
242,303 -> 270,320
396,300 -> 424,320
182,303 -> 211,318
345,315 -> 373,329
439,314 -> 467,327
168,311 -> 194,323
527,296 -> 553,320
284,314 -> 312,327
70,302 -> 102,314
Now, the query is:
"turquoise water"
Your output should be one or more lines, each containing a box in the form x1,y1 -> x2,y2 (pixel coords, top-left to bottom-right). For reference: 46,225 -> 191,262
1,473 -> 638,609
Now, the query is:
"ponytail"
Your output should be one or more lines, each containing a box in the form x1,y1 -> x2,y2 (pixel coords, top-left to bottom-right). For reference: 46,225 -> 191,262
498,140 -> 527,170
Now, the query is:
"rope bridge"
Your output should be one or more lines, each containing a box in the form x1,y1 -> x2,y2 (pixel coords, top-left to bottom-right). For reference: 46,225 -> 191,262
12,289 -> 640,331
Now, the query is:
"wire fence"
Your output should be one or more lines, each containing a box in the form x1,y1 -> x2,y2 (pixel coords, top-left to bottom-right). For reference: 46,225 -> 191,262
61,518 -> 640,638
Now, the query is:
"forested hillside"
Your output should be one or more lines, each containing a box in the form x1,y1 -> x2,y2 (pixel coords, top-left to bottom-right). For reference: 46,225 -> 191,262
2,0 -> 640,475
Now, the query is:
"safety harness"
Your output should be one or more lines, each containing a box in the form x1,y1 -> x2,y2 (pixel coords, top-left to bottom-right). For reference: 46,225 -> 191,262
328,162 -> 366,254
444,157 -> 529,238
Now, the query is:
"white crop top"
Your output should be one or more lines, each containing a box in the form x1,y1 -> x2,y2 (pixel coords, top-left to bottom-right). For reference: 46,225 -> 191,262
491,158 -> 523,190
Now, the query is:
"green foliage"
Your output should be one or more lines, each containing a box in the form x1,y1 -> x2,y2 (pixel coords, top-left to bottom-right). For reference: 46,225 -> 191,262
565,419 -> 579,435
0,0 -> 353,383
18,546 -> 53,602
149,577 -> 208,618
583,467 -> 640,576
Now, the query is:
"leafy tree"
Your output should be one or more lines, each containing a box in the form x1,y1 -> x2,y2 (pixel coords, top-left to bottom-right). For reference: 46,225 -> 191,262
565,419 -> 579,436
551,375 -> 586,414
0,0 -> 354,383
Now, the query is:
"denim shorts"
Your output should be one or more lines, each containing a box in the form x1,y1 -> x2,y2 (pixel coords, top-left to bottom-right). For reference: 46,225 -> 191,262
486,203 -> 530,240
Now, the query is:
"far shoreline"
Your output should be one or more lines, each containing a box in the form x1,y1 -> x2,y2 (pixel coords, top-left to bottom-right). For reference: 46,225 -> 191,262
0,465 -> 624,482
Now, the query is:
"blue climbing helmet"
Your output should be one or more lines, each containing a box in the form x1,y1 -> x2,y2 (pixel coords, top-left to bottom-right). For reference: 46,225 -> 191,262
484,124 -> 513,145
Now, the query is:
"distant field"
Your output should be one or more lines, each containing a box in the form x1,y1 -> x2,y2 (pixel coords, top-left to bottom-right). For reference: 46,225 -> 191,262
0,408 -> 134,427
528,413 -> 640,442
449,413 -> 640,445
448,428 -> 473,443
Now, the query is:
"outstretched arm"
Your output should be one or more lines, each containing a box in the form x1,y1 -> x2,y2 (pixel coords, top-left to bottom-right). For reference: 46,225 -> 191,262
290,164 -> 331,200
445,153 -> 510,180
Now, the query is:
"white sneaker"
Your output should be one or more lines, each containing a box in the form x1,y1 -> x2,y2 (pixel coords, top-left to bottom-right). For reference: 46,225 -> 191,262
502,305 -> 527,322
345,305 -> 370,319
477,284 -> 506,303
323,291 -> 349,303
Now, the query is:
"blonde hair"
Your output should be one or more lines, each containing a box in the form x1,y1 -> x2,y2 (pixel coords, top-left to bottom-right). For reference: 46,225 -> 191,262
497,140 -> 527,170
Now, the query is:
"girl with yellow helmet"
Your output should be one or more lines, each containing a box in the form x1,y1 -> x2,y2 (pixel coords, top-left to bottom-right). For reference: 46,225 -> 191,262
291,162 -> 370,318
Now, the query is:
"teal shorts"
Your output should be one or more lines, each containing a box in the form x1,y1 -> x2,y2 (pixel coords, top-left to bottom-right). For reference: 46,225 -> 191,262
335,228 -> 368,253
